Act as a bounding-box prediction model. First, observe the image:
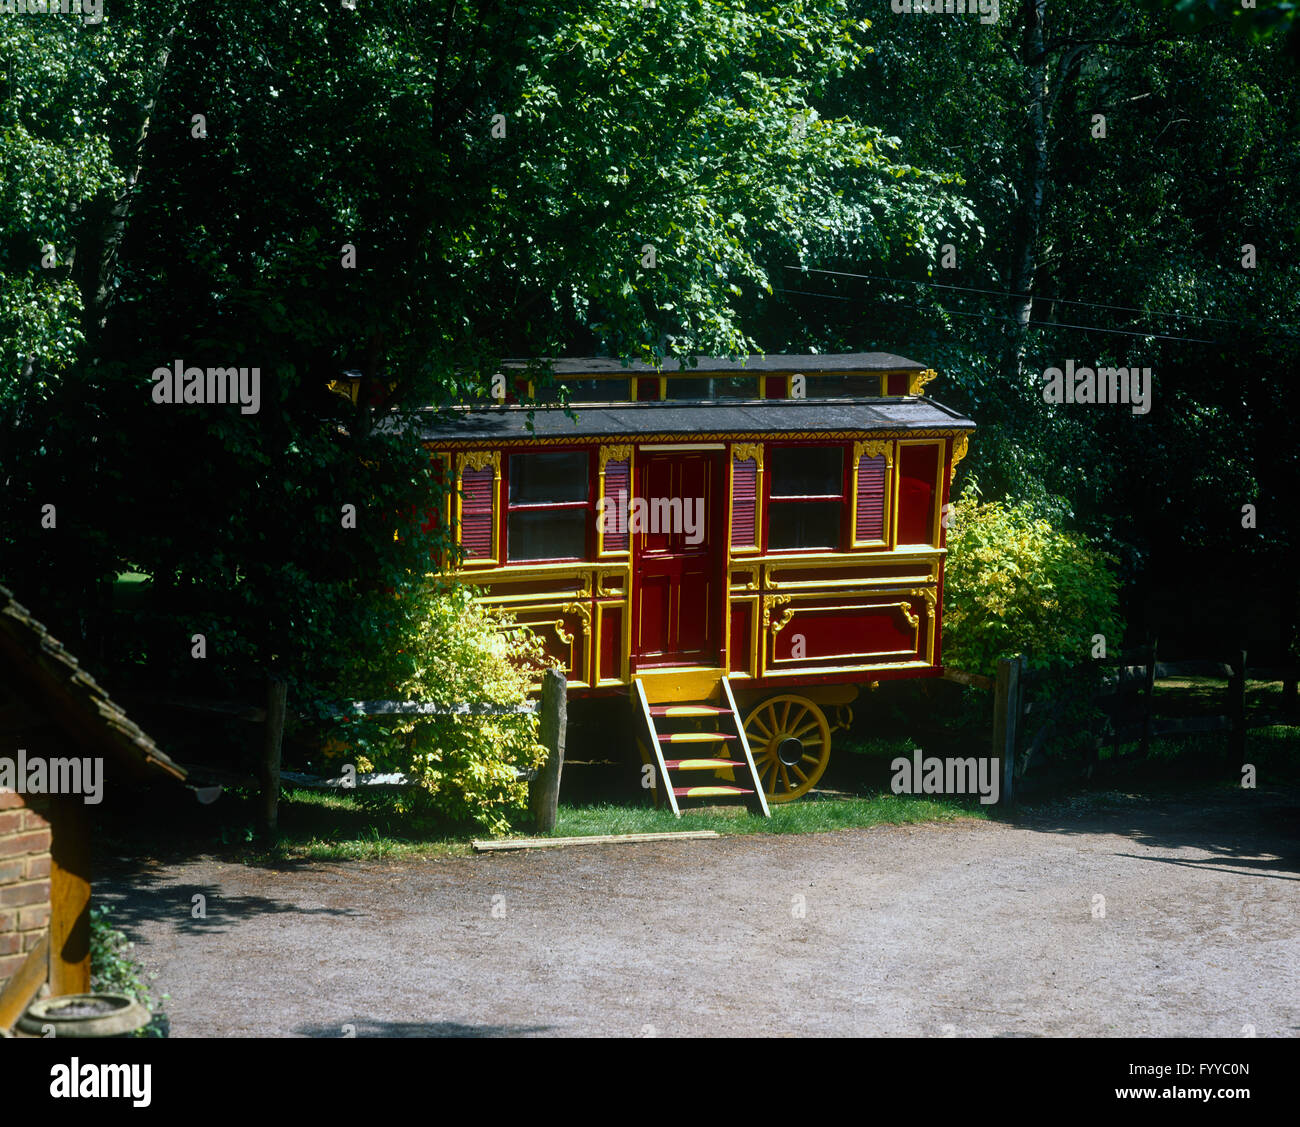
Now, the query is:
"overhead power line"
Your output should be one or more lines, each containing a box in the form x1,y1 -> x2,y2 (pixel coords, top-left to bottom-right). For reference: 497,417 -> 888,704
782,264 -> 1296,338
783,287 -> 1219,345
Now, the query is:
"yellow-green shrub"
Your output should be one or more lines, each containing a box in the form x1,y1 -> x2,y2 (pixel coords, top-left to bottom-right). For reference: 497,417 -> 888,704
332,582 -> 548,835
943,495 -> 1122,678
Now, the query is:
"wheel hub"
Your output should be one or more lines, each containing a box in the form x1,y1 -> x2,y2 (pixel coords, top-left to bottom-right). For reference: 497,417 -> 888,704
776,736 -> 804,767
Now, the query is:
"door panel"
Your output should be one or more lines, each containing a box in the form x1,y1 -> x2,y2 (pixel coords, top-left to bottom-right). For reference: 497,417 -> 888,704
634,452 -> 722,667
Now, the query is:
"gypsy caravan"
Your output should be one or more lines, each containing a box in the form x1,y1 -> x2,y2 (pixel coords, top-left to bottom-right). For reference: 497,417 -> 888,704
402,354 -> 975,814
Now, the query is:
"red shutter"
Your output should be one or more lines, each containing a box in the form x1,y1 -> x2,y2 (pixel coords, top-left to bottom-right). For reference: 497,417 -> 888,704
460,466 -> 495,558
603,459 -> 630,552
856,455 -> 886,542
731,457 -> 758,547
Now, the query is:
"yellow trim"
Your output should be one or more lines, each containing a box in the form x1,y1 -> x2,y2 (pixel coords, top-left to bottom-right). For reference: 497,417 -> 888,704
850,439 -> 894,549
422,427 -> 971,451
455,449 -> 500,566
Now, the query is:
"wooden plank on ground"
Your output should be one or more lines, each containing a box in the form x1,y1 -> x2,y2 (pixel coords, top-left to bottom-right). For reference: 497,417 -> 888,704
472,830 -> 721,852
0,931 -> 49,1034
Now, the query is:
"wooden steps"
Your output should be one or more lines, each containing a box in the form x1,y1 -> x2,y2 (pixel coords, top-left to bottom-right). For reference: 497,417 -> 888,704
633,673 -> 770,818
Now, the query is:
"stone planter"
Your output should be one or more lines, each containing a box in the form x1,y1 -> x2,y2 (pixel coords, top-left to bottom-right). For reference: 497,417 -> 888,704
17,993 -> 152,1038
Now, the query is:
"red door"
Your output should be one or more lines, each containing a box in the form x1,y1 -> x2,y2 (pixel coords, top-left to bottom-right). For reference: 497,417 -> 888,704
633,451 -> 723,668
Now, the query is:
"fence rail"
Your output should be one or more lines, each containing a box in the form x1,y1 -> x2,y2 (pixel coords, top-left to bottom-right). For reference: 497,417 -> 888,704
944,644 -> 1298,804
125,668 -> 567,835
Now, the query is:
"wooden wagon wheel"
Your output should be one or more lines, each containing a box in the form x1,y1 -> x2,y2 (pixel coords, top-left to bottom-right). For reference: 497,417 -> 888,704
742,695 -> 832,803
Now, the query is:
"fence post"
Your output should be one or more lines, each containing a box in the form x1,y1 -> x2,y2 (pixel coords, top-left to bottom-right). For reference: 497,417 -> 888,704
993,656 -> 1022,806
258,676 -> 287,839
1229,650 -> 1247,762
530,668 -> 567,832
1139,635 -> 1158,759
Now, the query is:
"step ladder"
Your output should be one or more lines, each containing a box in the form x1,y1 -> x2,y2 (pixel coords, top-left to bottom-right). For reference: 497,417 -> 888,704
633,673 -> 770,818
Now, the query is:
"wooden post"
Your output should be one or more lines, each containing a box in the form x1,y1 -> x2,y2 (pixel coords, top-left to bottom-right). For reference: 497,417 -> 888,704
1139,636 -> 1158,759
47,798 -> 91,996
1229,650 -> 1247,762
992,656 -> 1021,806
258,677 -> 287,839
530,668 -> 567,832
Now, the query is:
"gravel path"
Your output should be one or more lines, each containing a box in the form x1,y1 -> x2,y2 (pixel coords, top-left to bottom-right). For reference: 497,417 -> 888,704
99,790 -> 1300,1037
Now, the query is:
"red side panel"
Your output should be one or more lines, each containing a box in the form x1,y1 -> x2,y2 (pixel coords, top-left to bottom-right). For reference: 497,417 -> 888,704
897,444 -> 939,546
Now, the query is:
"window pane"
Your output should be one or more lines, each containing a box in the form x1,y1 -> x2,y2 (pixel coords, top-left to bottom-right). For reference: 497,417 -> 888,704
533,378 -> 629,403
770,447 -> 843,498
714,376 -> 760,400
664,377 -> 713,400
803,374 -> 883,398
509,452 -> 589,505
507,508 -> 587,561
768,501 -> 841,550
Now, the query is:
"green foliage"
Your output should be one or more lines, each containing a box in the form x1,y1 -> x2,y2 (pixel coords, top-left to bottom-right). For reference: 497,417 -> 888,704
322,583 -> 549,836
89,904 -> 166,1037
942,493 -> 1123,678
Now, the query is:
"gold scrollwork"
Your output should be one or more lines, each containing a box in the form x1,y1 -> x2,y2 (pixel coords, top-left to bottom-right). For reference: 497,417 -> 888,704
949,435 -> 970,484
762,594 -> 792,633
458,449 -> 499,473
895,601 -> 920,629
562,601 -> 592,631
600,444 -> 633,468
908,369 -> 939,396
731,442 -> 763,467
853,439 -> 894,467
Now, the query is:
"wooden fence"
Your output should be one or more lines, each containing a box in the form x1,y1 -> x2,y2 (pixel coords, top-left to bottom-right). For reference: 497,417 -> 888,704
121,667 -> 567,834
950,644 -> 1298,804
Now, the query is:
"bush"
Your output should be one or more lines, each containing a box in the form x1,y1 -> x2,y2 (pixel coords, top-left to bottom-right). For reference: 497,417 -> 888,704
943,493 -> 1123,677
325,581 -> 549,836
89,905 -> 165,1036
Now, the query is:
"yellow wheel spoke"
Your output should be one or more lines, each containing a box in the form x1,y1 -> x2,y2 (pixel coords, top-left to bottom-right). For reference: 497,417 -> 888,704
792,719 -> 821,740
779,764 -> 792,792
791,764 -> 808,783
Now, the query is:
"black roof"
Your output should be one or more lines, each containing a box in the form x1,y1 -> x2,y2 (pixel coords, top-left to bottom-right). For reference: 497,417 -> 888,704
502,352 -> 928,375
397,397 -> 974,445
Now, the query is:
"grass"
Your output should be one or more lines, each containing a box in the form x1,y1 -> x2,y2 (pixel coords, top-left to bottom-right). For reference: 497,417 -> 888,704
207,785 -> 991,863
543,793 -> 989,839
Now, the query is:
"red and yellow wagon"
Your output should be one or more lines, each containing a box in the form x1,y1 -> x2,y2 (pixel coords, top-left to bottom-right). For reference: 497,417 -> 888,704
410,354 -> 974,814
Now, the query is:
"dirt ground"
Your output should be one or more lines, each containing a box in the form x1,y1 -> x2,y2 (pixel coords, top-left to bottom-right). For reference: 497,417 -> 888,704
99,789 -> 1300,1037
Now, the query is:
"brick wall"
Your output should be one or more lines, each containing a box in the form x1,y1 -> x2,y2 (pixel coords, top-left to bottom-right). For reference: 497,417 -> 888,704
0,792 -> 52,988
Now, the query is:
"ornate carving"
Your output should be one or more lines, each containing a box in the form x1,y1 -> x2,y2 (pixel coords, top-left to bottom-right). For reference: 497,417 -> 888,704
949,435 -> 970,484
458,449 -> 499,474
895,601 -> 920,629
600,444 -> 634,468
853,439 -> 894,467
908,369 -> 939,396
562,602 -> 592,630
762,594 -> 793,633
552,619 -> 575,646
731,442 -> 763,467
